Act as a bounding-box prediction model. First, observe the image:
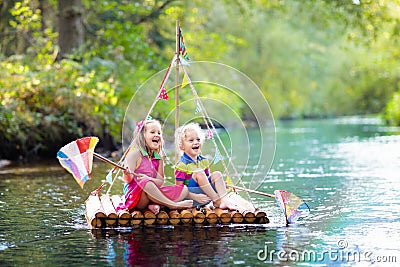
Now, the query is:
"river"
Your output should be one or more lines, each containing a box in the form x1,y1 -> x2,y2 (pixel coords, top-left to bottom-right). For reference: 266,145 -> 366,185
0,117 -> 399,266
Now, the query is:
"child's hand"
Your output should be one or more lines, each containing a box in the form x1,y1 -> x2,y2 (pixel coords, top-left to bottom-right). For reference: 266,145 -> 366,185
123,169 -> 134,183
192,193 -> 211,204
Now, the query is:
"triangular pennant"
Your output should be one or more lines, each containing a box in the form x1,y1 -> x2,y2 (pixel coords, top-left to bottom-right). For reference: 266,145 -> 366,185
226,176 -> 236,193
105,169 -> 113,184
195,101 -> 201,114
207,128 -> 213,139
158,87 -> 169,100
181,72 -> 190,88
179,55 -> 190,66
213,147 -> 222,164
179,27 -> 190,61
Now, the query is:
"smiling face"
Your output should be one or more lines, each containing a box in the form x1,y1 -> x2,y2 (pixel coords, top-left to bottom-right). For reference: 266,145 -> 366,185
180,128 -> 202,160
144,121 -> 162,153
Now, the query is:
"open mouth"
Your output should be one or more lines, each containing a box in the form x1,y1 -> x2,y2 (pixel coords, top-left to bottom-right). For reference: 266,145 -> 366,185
192,145 -> 200,150
152,139 -> 160,145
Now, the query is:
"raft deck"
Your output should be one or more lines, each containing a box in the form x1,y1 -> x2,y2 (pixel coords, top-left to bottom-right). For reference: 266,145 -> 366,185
85,194 -> 269,228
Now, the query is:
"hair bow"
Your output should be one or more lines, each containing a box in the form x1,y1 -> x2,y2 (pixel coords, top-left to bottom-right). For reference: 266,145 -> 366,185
136,116 -> 154,132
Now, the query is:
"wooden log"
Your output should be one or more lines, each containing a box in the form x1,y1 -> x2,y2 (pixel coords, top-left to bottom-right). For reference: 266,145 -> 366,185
214,208 -> 231,224
259,216 -> 270,224
85,195 -> 107,228
143,210 -> 156,225
169,210 -> 181,225
204,208 -> 218,224
255,210 -> 269,224
131,210 -> 144,225
100,195 -> 118,226
156,210 -> 169,225
117,209 -> 131,226
180,209 -> 193,224
243,210 -> 256,223
110,195 -> 130,226
231,210 -> 244,224
192,208 -> 206,224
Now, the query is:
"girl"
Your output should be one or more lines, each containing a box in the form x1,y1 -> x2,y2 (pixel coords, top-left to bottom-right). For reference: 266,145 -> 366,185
116,119 -> 193,214
174,123 -> 244,211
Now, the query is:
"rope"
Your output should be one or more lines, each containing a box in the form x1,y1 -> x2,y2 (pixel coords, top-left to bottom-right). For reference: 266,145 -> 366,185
95,54 -> 178,195
96,55 -> 256,210
179,64 -> 255,208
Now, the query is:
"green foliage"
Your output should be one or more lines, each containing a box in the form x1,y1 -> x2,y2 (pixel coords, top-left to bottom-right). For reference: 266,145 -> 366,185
384,91 -> 400,126
177,0 -> 400,120
0,0 -> 165,160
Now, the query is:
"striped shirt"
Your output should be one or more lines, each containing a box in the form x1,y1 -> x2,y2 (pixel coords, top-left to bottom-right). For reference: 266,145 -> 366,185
174,153 -> 211,187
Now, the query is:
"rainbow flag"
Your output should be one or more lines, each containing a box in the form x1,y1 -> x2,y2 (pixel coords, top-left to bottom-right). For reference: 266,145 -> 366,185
179,27 -> 190,61
57,137 -> 99,188
274,190 -> 310,224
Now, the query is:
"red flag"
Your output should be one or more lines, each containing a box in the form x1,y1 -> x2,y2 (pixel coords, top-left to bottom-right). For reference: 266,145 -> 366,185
158,87 -> 169,100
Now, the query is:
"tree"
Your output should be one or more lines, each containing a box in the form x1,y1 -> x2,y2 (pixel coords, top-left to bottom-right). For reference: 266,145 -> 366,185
57,0 -> 84,60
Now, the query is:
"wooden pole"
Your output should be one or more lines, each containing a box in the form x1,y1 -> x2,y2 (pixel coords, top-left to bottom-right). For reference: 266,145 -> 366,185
93,152 -> 126,171
175,20 -> 180,162
93,152 -> 138,176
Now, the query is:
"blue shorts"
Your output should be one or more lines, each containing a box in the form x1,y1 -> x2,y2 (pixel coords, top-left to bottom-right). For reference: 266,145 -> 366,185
187,178 -> 216,207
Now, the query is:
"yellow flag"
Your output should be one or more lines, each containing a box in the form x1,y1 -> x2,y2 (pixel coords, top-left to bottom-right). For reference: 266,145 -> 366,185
181,72 -> 190,88
226,175 -> 233,192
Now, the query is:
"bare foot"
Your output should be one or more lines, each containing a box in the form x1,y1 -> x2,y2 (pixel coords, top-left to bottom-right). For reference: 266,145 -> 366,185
212,199 -> 222,208
148,204 -> 160,215
219,199 -> 240,211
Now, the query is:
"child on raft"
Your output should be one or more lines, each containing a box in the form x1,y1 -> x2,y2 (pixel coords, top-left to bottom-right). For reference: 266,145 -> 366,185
116,118 -> 193,214
174,122 -> 245,211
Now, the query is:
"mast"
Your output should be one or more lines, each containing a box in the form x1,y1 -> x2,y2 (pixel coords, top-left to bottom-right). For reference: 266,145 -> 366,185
175,20 -> 180,161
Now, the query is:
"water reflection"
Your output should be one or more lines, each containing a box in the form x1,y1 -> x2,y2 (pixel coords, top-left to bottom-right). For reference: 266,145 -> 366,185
89,226 -> 275,266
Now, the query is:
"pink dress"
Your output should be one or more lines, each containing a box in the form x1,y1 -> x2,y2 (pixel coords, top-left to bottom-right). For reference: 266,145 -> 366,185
116,148 -> 184,212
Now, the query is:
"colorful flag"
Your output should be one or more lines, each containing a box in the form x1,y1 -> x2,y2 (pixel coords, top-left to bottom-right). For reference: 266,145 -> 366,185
57,136 -> 99,188
274,190 -> 310,224
158,86 -> 169,100
179,27 -> 190,61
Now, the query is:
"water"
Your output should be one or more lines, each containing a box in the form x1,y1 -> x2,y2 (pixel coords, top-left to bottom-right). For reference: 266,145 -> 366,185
1,117 -> 399,266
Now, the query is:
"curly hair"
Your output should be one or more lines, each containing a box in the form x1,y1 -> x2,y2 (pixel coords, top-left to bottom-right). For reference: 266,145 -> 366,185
175,122 -> 205,151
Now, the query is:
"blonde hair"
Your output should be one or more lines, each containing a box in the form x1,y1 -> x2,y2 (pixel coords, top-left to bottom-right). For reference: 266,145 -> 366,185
134,119 -> 163,154
175,122 -> 205,151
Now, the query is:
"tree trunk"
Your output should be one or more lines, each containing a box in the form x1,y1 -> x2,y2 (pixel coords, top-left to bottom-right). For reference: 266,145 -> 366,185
58,0 -> 84,60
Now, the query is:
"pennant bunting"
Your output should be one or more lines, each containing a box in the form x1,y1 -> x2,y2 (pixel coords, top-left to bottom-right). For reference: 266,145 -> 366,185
158,86 -> 169,100
207,128 -> 213,139
195,101 -> 201,114
179,55 -> 190,66
226,176 -> 236,193
213,147 -> 222,164
181,72 -> 190,88
105,169 -> 113,184
179,27 -> 190,61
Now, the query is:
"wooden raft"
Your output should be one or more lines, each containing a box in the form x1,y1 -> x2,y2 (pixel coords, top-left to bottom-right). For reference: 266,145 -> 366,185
85,194 -> 269,228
